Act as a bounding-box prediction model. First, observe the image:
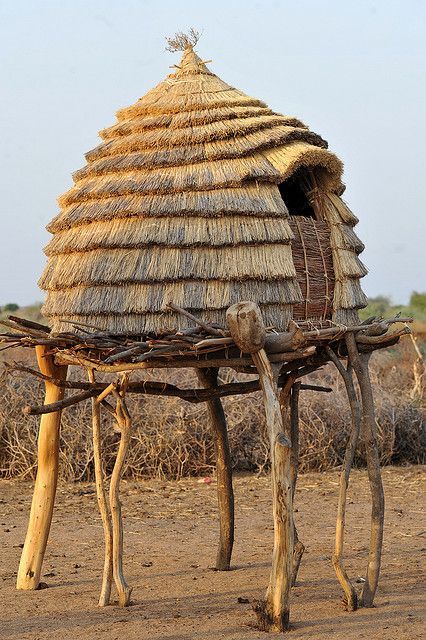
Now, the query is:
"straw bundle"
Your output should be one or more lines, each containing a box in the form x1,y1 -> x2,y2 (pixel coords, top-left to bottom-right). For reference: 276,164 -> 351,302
40,45 -> 366,335
319,193 -> 368,321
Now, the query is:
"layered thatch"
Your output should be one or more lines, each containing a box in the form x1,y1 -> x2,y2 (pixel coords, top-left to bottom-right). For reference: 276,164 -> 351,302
41,45 -> 366,334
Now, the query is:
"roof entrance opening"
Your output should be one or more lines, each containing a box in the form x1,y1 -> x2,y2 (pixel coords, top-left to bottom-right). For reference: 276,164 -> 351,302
278,167 -> 316,219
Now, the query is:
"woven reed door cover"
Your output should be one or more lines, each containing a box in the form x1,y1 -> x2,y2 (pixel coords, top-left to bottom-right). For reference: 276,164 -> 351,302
288,216 -> 335,323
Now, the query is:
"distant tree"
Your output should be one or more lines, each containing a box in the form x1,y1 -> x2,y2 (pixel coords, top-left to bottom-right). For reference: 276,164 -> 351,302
362,295 -> 391,318
409,291 -> 426,312
3,303 -> 19,312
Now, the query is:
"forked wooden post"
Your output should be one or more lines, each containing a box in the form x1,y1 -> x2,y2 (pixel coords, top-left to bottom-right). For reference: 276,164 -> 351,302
17,345 -> 68,590
227,302 -> 294,632
197,367 -> 234,571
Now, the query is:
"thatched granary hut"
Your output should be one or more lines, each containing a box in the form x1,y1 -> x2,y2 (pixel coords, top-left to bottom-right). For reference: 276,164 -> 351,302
8,37 -> 410,633
40,44 -> 367,335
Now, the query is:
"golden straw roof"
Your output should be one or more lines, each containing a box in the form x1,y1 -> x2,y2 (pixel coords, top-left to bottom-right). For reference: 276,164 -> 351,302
40,45 -> 364,335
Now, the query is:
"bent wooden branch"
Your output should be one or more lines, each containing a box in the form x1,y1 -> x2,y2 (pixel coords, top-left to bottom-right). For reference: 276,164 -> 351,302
326,346 -> 360,611
346,334 -> 385,608
88,369 -> 113,607
109,387 -> 133,606
23,388 -> 96,415
15,361 -> 332,415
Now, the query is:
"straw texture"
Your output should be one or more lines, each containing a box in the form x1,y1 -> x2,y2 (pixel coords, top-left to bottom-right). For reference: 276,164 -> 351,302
40,45 -> 366,334
319,193 -> 368,321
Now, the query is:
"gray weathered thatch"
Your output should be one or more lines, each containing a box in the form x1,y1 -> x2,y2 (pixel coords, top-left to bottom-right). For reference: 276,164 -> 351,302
40,46 -> 367,334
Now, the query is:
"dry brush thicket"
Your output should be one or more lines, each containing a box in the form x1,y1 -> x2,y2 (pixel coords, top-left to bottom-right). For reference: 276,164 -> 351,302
0,341 -> 424,481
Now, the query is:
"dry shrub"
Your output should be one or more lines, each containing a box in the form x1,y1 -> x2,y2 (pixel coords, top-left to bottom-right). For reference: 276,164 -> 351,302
0,343 -> 424,481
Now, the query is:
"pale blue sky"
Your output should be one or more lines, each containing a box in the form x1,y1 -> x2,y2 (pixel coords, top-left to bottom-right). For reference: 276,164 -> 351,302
1,0 -> 425,306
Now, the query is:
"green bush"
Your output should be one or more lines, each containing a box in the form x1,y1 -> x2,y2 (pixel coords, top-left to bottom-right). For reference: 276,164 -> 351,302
3,303 -> 19,312
359,291 -> 426,327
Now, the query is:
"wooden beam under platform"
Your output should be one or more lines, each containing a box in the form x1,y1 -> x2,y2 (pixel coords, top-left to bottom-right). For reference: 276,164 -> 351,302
9,362 -> 332,415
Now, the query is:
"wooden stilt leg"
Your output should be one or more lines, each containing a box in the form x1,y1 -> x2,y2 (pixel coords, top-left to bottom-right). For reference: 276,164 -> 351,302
326,345 -> 360,611
88,370 -> 113,607
253,351 -> 294,632
279,378 -> 304,587
110,389 -> 133,607
226,302 -> 293,631
346,335 -> 385,608
292,526 -> 305,589
197,368 -> 234,571
289,382 -> 305,587
17,346 -> 67,590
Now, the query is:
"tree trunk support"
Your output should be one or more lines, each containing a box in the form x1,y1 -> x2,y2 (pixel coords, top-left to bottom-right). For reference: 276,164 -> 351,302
16,345 -> 68,590
326,345 -> 360,611
252,351 -> 294,632
197,368 -> 234,571
346,335 -> 385,608
226,302 -> 294,631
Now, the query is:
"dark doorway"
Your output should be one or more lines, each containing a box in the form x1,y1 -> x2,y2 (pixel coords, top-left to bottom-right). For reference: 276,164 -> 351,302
278,167 -> 316,218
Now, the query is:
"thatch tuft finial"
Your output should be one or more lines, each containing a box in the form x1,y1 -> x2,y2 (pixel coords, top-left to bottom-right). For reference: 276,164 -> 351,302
165,28 -> 201,52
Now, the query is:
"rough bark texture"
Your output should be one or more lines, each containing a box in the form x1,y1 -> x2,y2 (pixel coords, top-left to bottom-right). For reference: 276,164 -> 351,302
326,346 -> 360,611
197,368 -> 234,571
253,431 -> 294,632
346,335 -> 385,608
289,382 -> 305,587
226,302 -> 266,353
109,391 -> 133,606
252,350 -> 294,632
16,345 -> 68,590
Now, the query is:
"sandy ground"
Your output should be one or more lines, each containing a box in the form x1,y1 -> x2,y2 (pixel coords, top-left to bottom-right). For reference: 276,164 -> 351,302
0,466 -> 424,639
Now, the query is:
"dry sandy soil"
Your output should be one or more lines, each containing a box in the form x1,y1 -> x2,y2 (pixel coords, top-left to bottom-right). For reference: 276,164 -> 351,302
0,467 -> 424,639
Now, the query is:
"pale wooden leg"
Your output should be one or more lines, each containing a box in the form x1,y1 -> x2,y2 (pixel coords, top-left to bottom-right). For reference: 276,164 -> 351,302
17,345 -> 67,590
346,335 -> 385,607
88,370 -> 113,607
253,351 -> 294,632
197,368 -> 234,571
110,389 -> 133,607
326,345 -> 360,611
226,302 -> 294,631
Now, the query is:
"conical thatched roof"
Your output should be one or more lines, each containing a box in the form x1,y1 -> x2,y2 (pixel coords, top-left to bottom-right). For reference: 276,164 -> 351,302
40,45 -> 366,335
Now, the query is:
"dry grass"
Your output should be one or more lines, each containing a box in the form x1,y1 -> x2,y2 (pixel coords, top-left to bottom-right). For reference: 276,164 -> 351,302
0,340 -> 424,481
